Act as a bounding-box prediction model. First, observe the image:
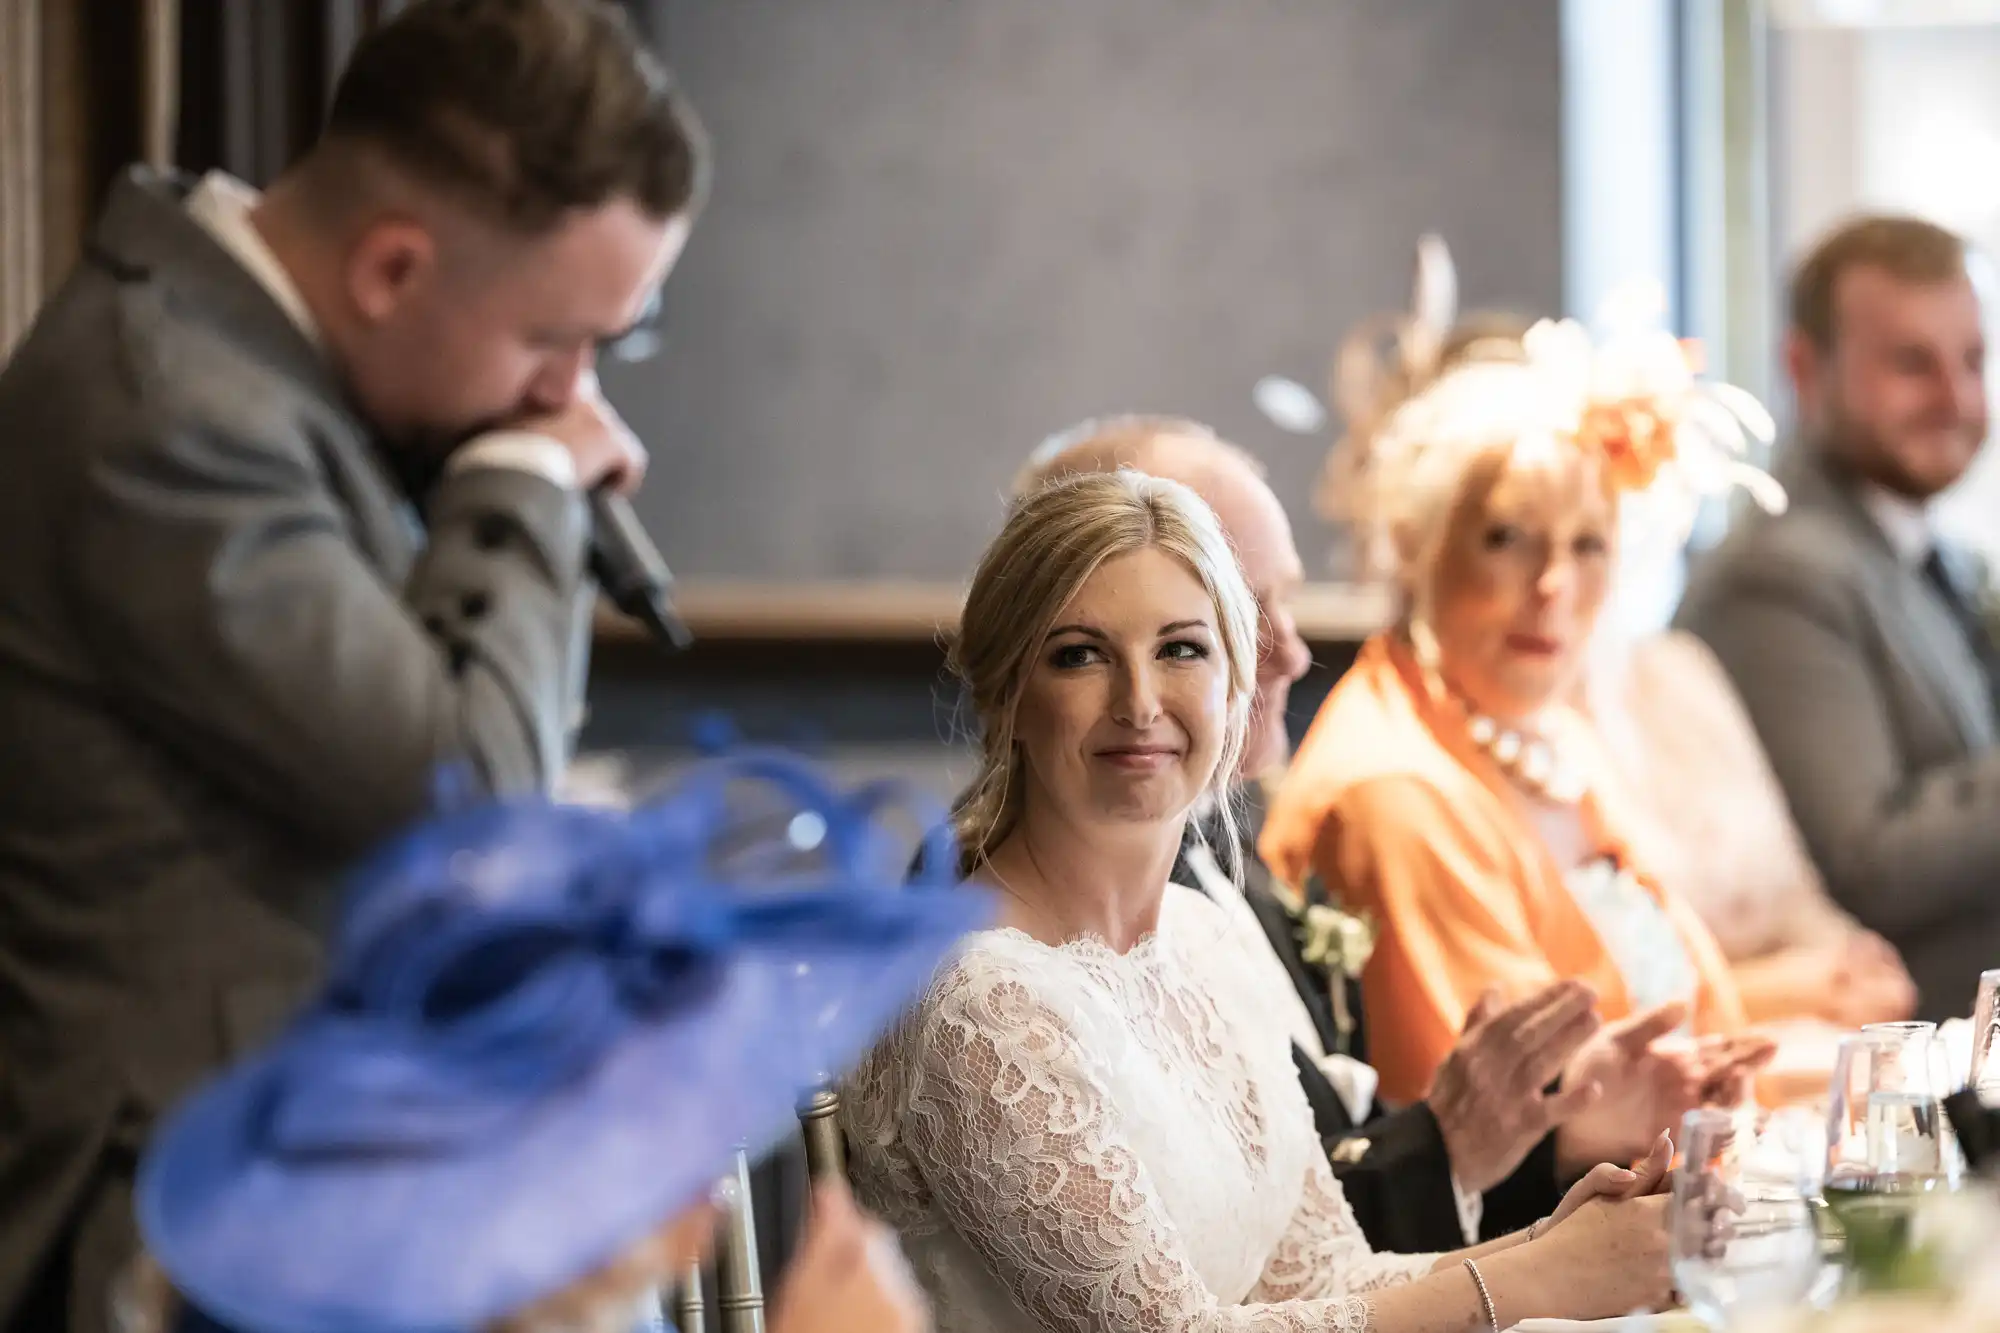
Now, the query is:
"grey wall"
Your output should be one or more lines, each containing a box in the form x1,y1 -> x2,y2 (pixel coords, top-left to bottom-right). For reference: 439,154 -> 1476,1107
605,0 -> 1565,583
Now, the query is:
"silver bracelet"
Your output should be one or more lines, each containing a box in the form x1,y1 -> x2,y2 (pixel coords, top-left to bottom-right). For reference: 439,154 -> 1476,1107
1462,1258 -> 1500,1333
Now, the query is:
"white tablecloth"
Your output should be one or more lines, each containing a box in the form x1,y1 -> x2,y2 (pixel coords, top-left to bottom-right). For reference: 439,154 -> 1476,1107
1510,1316 -> 1703,1332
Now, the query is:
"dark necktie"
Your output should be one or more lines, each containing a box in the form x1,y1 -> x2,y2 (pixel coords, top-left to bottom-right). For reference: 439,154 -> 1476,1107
1922,545 -> 2000,701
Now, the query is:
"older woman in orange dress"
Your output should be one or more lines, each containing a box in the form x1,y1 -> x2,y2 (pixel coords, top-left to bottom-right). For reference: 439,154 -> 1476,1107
1304,246 -> 1913,1056
1261,309 -> 1788,1106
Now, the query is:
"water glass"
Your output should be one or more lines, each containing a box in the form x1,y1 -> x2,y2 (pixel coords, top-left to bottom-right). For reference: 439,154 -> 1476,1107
1822,1025 -> 1962,1292
1857,1021 -> 1963,1179
1670,1108 -> 1822,1328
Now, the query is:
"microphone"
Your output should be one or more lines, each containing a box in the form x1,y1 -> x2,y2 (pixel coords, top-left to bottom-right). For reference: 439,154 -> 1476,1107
588,489 -> 693,652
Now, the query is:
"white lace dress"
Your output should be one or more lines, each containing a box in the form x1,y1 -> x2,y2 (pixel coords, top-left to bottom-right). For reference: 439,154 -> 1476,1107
841,890 -> 1438,1333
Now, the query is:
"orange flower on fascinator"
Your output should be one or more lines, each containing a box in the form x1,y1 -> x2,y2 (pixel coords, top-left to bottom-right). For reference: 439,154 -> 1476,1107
1572,337 -> 1712,491
1518,309 -> 1785,521
1576,397 -> 1678,492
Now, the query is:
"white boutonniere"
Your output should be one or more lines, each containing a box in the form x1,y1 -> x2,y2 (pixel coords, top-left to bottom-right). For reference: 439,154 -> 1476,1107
1289,877 -> 1377,1054
1299,901 -> 1377,977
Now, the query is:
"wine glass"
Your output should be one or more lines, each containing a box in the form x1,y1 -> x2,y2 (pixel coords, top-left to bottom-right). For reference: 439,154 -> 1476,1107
1670,1107 -> 1822,1328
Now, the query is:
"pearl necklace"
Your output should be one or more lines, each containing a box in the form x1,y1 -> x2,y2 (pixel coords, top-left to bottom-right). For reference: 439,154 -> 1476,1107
1464,710 -> 1586,805
1407,623 -> 1586,805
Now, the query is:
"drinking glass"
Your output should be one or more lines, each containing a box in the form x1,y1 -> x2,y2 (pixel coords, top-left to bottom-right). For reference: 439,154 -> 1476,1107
1860,1021 -> 1964,1178
1822,1025 -> 1960,1291
1670,1107 -> 1822,1328
1969,969 -> 2000,1103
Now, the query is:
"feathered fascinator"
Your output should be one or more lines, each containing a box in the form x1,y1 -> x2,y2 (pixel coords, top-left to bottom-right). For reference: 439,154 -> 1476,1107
1316,233 -> 1501,525
1320,238 -> 1785,577
137,751 -> 986,1333
1360,278 -> 1786,571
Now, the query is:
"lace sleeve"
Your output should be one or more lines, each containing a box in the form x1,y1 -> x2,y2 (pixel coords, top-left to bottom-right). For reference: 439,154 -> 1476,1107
1250,1129 -> 1439,1304
902,967 -> 1427,1333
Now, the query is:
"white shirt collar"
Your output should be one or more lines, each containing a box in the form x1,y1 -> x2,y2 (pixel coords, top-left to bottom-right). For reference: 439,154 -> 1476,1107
184,170 -> 321,348
1858,483 -> 1934,567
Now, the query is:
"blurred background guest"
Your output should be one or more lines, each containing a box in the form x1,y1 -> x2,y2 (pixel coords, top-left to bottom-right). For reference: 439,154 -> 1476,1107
1678,214 -> 1999,1022
1320,248 -> 1913,1038
1260,311 -> 1785,1106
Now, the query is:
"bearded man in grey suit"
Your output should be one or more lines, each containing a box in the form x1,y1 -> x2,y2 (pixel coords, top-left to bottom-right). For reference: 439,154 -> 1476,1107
1678,215 -> 1996,1022
0,3 -> 706,1328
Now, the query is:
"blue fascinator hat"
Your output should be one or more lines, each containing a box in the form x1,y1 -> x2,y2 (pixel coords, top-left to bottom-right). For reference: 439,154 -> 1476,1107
137,751 -> 983,1333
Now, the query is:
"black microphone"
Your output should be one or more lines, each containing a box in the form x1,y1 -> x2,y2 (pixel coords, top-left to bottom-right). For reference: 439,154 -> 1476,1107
588,489 -> 693,651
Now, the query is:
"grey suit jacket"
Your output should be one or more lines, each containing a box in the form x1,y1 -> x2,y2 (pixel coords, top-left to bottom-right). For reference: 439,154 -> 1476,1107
1676,448 -> 2000,1020
0,169 -> 594,1314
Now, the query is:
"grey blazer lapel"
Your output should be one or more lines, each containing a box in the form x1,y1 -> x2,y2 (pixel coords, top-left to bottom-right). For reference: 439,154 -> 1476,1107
1787,452 -> 1994,749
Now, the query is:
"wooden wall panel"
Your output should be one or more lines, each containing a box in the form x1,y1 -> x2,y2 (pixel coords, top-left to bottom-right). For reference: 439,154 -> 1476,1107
0,0 -> 44,360
0,0 -> 175,360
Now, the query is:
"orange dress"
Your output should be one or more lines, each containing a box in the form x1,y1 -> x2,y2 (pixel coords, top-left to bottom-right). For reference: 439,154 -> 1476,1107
1259,634 -> 1747,1105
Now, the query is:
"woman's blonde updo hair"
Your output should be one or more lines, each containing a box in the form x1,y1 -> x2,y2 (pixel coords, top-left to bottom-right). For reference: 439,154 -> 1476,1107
1363,354 -> 1568,595
949,469 -> 1260,873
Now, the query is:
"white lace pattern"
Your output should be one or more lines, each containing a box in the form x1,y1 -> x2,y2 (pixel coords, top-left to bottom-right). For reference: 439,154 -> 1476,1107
842,891 -> 1437,1332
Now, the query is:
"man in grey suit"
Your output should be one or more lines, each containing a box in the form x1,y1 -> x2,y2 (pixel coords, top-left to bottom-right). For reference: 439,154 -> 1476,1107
0,3 -> 706,1328
1678,215 -> 1995,1021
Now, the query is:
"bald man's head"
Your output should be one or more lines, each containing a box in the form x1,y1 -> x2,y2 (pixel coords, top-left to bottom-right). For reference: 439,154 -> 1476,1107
1018,416 -> 1312,781
1013,414 -> 1266,498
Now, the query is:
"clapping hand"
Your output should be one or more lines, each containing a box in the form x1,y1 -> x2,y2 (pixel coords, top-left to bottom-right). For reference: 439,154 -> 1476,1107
1427,980 -> 1603,1194
1555,1002 -> 1774,1179
1691,1032 -> 1779,1109
1827,931 -> 1918,1027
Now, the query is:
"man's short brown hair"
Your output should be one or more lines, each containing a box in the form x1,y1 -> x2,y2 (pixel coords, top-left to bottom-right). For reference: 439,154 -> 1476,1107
323,0 -> 709,233
1788,214 -> 1970,352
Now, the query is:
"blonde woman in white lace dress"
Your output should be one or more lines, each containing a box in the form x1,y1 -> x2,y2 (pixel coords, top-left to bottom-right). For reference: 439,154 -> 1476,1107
843,471 -> 1690,1333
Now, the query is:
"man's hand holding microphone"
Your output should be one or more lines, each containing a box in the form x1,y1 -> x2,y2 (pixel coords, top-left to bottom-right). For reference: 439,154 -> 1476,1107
513,371 -> 690,650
